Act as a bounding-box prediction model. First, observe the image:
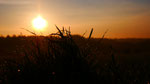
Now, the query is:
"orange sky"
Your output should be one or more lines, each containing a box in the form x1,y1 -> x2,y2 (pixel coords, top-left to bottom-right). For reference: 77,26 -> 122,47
0,0 -> 150,38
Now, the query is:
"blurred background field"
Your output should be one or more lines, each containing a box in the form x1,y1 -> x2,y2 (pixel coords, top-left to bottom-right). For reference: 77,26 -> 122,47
1,36 -> 150,64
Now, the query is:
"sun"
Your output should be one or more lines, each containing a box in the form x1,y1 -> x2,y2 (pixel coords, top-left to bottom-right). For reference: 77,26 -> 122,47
32,15 -> 47,30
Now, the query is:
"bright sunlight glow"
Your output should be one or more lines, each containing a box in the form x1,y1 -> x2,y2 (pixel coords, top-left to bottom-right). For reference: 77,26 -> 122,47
32,15 -> 47,30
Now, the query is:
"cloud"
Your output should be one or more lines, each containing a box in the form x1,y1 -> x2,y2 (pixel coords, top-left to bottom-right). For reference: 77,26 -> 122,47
0,0 -> 34,5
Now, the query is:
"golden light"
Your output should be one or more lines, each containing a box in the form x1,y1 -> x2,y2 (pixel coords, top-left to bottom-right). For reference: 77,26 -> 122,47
32,15 -> 47,30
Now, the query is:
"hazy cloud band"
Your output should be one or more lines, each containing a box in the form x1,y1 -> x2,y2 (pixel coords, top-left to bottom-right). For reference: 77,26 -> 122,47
0,0 -> 33,5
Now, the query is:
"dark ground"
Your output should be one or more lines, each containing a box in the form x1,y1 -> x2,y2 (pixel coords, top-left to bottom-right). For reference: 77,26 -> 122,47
0,36 -> 150,84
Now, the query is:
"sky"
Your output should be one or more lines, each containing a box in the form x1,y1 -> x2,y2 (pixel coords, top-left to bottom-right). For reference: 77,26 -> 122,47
0,0 -> 150,38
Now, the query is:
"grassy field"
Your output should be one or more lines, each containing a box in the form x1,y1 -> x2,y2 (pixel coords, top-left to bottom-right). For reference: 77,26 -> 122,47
0,30 -> 150,84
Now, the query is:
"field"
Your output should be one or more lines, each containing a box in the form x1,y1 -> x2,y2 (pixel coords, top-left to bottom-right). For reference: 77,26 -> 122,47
0,33 -> 150,84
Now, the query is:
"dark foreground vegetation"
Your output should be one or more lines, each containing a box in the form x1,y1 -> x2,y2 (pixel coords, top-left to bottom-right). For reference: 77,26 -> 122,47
0,27 -> 150,84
